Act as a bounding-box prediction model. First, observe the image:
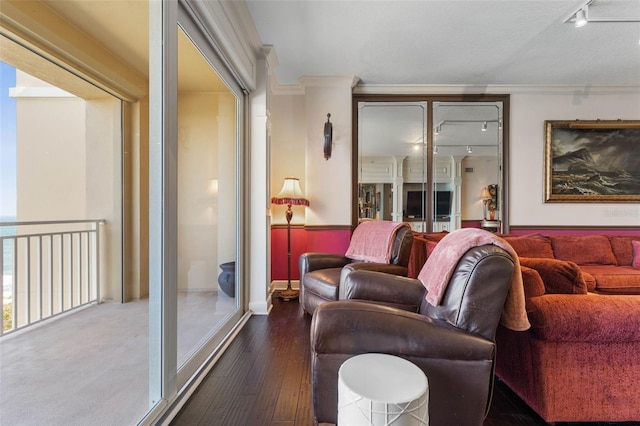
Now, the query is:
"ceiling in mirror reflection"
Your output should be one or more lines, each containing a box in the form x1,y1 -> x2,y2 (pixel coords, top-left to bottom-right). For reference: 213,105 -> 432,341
360,102 -> 502,158
359,103 -> 426,157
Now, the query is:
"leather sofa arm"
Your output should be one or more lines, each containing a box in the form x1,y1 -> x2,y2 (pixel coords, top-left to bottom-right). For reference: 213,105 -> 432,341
299,252 -> 351,275
340,270 -> 425,312
527,294 -> 640,342
311,300 -> 494,360
341,262 -> 408,276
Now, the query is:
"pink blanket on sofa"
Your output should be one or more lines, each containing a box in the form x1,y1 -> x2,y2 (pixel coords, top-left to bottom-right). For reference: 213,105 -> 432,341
418,228 -> 531,331
345,221 -> 406,263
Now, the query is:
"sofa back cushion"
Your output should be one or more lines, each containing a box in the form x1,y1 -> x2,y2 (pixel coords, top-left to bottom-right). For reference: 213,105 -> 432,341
550,235 -> 617,265
502,234 -> 554,258
609,236 -> 640,266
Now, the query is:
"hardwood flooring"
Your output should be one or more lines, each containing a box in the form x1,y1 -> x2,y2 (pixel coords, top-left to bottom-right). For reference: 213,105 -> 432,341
171,297 -> 638,426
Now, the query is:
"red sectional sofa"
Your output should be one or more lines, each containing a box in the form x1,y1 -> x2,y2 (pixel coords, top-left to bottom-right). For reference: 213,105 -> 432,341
409,232 -> 640,423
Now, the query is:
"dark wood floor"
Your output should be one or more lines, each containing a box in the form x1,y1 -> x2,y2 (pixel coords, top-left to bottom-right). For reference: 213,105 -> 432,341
171,296 -> 638,426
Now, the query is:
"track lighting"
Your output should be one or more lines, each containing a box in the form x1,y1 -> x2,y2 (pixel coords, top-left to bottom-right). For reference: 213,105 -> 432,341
433,145 -> 438,155
481,121 -> 488,132
498,119 -> 503,129
467,146 -> 473,154
434,125 -> 441,135
575,6 -> 588,27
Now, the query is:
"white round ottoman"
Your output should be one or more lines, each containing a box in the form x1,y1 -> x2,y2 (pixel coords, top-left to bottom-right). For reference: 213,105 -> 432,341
338,353 -> 429,426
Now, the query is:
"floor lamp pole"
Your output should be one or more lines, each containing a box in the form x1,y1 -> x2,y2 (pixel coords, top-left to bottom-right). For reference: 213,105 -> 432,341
280,203 -> 298,301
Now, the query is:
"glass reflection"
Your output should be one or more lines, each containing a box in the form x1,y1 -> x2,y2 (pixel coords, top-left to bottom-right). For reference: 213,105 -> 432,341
176,28 -> 237,368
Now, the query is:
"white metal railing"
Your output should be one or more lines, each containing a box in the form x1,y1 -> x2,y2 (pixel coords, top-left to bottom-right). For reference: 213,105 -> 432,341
1,220 -> 105,336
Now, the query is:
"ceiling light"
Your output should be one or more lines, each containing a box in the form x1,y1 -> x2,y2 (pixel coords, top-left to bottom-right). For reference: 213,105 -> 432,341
434,125 -> 441,135
467,146 -> 473,154
413,144 -> 420,152
433,145 -> 438,155
481,122 -> 488,132
498,119 -> 503,129
575,7 -> 588,27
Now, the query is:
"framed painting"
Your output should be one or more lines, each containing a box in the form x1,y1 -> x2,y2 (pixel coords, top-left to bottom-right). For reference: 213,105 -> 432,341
544,120 -> 640,202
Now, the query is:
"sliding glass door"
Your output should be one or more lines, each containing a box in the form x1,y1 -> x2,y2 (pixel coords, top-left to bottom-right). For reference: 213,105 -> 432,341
147,1 -> 246,418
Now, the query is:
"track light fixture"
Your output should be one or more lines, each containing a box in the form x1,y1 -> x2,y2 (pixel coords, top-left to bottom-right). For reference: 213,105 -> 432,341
575,6 -> 588,27
466,146 -> 473,154
565,0 -> 640,29
481,121 -> 488,131
433,145 -> 438,155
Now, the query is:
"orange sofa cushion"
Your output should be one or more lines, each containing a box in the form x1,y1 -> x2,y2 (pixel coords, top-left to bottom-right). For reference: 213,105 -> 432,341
502,234 -> 554,258
550,235 -> 617,265
608,236 -> 640,266
519,257 -> 587,295
580,265 -> 640,295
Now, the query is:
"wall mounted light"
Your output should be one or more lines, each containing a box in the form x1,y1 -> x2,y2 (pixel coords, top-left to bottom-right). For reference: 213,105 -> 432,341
323,113 -> 332,160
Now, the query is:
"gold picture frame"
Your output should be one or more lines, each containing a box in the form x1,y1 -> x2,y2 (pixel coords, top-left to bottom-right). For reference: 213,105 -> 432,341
544,120 -> 640,203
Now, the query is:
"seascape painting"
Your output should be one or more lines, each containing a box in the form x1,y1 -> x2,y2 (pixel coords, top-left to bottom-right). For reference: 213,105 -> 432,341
544,120 -> 640,202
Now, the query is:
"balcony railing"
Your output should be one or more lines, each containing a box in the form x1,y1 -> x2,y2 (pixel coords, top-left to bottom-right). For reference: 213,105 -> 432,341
1,220 -> 105,336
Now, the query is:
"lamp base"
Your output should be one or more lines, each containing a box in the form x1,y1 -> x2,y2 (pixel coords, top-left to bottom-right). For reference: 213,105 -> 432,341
278,288 -> 299,302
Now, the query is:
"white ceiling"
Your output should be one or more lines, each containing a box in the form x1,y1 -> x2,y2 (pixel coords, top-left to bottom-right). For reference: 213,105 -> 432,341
19,0 -> 638,159
245,0 -> 640,87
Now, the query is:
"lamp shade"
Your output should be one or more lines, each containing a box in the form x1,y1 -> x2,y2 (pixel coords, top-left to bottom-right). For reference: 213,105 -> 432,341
271,177 -> 310,206
481,188 -> 492,200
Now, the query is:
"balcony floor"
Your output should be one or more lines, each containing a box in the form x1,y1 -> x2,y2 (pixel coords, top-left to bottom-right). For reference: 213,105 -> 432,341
0,291 -> 235,426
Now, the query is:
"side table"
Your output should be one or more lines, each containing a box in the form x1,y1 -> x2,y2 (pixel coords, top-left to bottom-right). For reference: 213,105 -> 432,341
480,219 -> 501,232
338,353 -> 429,425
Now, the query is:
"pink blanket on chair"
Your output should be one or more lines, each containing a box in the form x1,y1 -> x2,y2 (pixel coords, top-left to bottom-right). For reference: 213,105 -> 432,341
418,228 -> 531,331
345,221 -> 406,263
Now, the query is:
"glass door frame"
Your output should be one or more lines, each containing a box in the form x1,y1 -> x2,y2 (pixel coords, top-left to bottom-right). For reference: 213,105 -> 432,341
146,0 -> 247,421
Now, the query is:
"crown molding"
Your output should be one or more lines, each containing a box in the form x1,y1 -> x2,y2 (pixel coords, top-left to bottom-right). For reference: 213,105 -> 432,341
299,75 -> 360,89
353,84 -> 640,95
271,75 -> 361,96
270,80 -> 640,97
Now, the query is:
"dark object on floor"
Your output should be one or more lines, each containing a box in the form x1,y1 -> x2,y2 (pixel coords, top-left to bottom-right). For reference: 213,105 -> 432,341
217,261 -> 235,297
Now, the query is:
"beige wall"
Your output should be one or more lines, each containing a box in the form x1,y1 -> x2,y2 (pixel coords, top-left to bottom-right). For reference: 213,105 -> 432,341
15,73 -> 86,221
13,71 -> 125,301
177,93 -> 219,291
462,156 -> 499,220
510,90 -> 640,227
270,87 -> 640,228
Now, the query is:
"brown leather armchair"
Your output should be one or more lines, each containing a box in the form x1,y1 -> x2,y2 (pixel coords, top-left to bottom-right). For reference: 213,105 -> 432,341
310,244 -> 515,426
298,223 -> 413,315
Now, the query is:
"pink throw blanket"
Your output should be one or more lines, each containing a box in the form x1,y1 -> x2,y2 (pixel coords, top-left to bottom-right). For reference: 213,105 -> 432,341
345,221 -> 406,263
418,228 -> 530,331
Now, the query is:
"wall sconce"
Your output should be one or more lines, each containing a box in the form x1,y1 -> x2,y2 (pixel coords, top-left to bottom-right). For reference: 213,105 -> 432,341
323,113 -> 332,160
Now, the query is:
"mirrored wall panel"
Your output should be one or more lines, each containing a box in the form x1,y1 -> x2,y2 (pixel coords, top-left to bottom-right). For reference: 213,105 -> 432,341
355,96 -> 507,233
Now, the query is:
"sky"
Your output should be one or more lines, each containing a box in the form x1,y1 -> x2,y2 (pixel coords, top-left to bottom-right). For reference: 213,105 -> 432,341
0,61 -> 16,218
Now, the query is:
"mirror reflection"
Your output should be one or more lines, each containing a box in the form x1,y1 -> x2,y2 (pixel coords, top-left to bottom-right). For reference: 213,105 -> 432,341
357,99 -> 504,233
